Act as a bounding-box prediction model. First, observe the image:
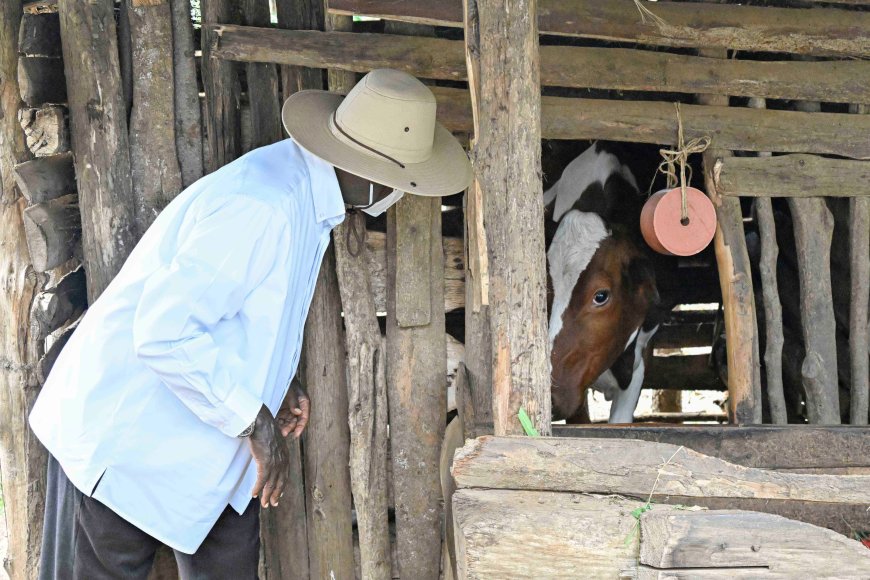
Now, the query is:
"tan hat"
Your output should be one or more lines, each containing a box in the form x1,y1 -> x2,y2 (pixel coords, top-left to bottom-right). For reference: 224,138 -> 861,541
282,69 -> 472,197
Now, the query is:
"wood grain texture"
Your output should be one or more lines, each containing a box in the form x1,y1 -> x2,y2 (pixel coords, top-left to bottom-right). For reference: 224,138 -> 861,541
18,105 -> 68,157
715,155 -> 870,198
698,48 -> 761,425
327,0 -> 870,57
848,110 -> 870,425
275,0 -> 324,98
209,25 -> 870,104
394,194 -> 432,327
0,2 -> 48,578
31,265 -> 86,338
299,246 -> 354,580
386,196 -> 447,580
640,510 -> 870,578
470,0 -> 550,437
12,151 -> 74,203
169,0 -> 204,187
22,193 -> 81,271
18,12 -> 61,56
17,56 -> 66,106
59,0 -> 138,303
201,0 -> 241,173
241,0 -> 282,152
334,215 -> 392,580
127,0 -> 183,235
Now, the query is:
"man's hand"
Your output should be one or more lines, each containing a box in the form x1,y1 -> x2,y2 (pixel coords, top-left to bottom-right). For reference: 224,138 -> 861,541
249,405 -> 290,508
276,378 -> 310,439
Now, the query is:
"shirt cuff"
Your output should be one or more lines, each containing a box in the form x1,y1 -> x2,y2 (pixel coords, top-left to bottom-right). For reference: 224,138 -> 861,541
221,385 -> 263,438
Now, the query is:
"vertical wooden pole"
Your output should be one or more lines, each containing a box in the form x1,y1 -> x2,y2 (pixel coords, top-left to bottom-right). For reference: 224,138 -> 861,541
849,105 -> 869,425
334,214 -> 392,580
241,0 -> 282,149
461,0 -> 493,439
201,0 -> 241,173
698,48 -> 762,425
386,195 -> 447,580
169,0 -> 204,188
58,0 -> 138,303
126,0 -> 183,236
746,97 -> 786,425
0,4 -> 47,579
468,0 -> 551,436
276,0 -> 324,96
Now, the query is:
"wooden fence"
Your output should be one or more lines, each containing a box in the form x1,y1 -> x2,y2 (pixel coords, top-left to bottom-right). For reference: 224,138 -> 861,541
1,0 -> 869,580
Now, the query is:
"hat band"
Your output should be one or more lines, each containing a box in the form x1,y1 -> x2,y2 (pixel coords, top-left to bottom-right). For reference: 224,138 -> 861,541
331,112 -> 406,170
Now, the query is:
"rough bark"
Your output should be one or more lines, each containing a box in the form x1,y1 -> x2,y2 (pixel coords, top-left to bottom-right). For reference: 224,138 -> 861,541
698,49 -> 761,425
11,151 -> 74,203
333,216 -> 392,580
468,0 -> 550,437
127,0 -> 183,236
18,105 -> 68,157
275,0 -> 324,98
848,110 -> 870,424
201,0 -> 241,173
22,193 -> 81,272
0,2 -> 48,578
58,0 -> 138,302
386,197 -> 446,579
241,0 -> 282,151
169,0 -> 204,187
716,154 -> 870,198
17,55 -> 66,106
327,0 -> 870,57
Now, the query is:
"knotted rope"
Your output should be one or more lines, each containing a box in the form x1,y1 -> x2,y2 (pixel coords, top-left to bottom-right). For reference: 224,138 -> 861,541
654,103 -> 711,225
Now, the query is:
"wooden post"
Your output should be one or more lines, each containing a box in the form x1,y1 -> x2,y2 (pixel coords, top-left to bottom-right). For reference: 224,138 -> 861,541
849,107 -> 869,425
276,0 -> 324,97
169,0 -> 203,188
0,3 -> 48,579
126,0 -> 183,236
241,0 -> 282,150
58,0 -> 138,302
461,0 -> 493,439
333,214 -> 392,580
698,48 -> 762,425
201,0 -> 241,173
385,195 -> 447,579
466,0 -> 551,436
746,97 -> 786,425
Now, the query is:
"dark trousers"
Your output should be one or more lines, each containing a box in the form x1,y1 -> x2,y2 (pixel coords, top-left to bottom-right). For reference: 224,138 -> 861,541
40,456 -> 260,580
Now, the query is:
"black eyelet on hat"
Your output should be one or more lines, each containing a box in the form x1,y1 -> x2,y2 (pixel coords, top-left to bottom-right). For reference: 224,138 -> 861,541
404,127 -> 410,132
410,181 -> 417,187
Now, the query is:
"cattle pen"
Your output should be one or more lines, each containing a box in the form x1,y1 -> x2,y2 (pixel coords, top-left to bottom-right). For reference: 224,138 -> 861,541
2,0 -> 870,579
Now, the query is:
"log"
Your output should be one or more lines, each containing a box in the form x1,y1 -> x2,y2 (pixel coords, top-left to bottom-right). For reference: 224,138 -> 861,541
169,0 -> 203,188
241,0 -> 282,152
18,105 -> 68,157
461,0 -> 493,441
31,265 -> 87,337
12,151 -> 75,203
327,0 -> 870,57
644,354 -> 722,391
698,48 -> 762,425
0,2 -> 48,578
788,197 -> 841,423
298,247 -> 354,580
209,25 -> 870,104
24,0 -> 58,14
470,0 -> 550,437
59,0 -> 139,302
333,215 -> 392,580
452,490 -> 641,579
275,0 -> 324,97
715,155 -> 870,198
650,322 -> 716,350
23,194 -> 81,272
201,0 -> 241,173
745,97 -> 786,425
849,112 -> 870,425
386,196 -> 446,579
550,424 -> 870,471
17,56 -> 66,106
451,436 -> 870,534
127,0 -> 184,236
18,13 -> 61,56
639,509 -> 870,579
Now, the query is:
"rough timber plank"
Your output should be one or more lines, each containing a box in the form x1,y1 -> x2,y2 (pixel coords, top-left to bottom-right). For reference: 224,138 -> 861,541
18,105 -> 69,157
12,152 -> 74,203
169,0 -> 204,187
17,56 -> 66,106
715,155 -> 870,198
18,13 -> 61,56
22,193 -> 81,271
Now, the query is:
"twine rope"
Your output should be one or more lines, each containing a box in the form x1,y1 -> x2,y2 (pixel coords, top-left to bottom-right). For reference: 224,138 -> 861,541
655,103 -> 711,225
633,0 -> 669,29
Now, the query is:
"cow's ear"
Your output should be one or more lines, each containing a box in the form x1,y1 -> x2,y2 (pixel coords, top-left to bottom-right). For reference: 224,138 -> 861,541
626,257 -> 657,297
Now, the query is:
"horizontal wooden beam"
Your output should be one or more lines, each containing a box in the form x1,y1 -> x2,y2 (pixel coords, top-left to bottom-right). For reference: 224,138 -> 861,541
550,424 -> 870,470
715,154 -> 870,198
19,106 -> 69,157
12,152 -> 76,203
18,56 -> 66,106
18,13 -> 61,57
327,0 -> 870,57
645,354 -> 723,391
651,322 -> 716,350
209,25 -> 870,104
23,194 -> 81,272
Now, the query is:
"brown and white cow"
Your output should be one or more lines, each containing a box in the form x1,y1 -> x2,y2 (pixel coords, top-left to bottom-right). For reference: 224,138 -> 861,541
545,142 -> 660,423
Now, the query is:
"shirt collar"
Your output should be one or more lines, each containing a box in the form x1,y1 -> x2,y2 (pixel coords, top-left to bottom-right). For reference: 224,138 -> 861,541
295,140 -> 346,225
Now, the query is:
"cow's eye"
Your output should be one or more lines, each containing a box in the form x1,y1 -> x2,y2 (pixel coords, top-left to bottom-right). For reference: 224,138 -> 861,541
592,290 -> 610,306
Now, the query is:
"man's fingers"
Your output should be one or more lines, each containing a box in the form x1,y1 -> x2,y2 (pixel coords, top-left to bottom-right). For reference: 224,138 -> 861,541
280,418 -> 296,438
251,464 -> 270,499
263,467 -> 283,508
292,410 -> 309,439
270,473 -> 287,507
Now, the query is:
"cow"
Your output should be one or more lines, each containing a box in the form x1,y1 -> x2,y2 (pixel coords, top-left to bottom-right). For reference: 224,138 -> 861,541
545,142 -> 661,423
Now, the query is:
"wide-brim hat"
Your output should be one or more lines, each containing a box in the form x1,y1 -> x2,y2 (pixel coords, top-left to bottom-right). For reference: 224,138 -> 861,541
282,69 -> 472,197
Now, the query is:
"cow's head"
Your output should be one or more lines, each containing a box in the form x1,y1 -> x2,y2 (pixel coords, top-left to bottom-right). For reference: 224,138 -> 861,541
547,211 -> 658,420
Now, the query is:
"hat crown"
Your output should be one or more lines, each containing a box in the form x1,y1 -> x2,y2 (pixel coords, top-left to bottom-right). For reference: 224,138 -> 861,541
333,69 -> 437,165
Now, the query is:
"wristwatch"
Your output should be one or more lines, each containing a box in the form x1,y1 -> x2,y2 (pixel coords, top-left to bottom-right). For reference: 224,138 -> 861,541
237,419 -> 256,438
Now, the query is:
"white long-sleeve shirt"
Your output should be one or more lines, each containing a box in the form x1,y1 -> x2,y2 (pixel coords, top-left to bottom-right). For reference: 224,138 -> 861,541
29,139 -> 345,553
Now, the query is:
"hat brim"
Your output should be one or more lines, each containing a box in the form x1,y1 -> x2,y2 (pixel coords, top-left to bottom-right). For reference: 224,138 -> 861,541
282,91 -> 472,197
